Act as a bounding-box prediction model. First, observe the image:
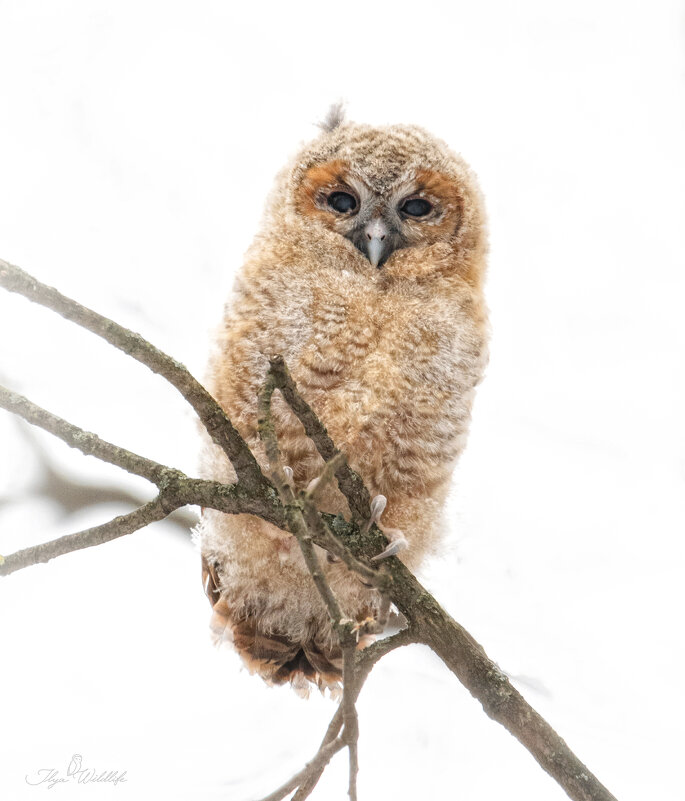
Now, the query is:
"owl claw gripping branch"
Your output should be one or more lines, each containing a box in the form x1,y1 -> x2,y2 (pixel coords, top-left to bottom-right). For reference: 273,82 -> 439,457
365,494 -> 408,561
196,107 -> 489,694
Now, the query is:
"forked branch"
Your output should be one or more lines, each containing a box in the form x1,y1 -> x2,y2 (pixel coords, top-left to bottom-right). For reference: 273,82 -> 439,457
0,259 -> 618,801
258,365 -> 378,800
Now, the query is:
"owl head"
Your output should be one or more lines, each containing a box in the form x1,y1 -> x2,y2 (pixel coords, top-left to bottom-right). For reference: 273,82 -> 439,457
267,108 -> 487,286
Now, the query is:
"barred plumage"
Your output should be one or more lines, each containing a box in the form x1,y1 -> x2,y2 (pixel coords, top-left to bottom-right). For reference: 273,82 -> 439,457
196,113 -> 489,694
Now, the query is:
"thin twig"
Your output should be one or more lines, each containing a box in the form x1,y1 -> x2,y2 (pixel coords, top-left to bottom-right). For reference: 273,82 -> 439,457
290,629 -> 419,801
300,495 -> 385,589
268,356 -> 371,522
0,384 -> 286,555
257,368 -> 348,628
0,469 -> 287,576
255,736 -> 347,801
264,642 -> 390,801
265,358 -> 387,586
353,625 -> 418,679
259,364 -> 370,801
342,645 -> 360,801
292,707 -> 344,801
0,384 -> 174,485
0,259 -> 270,493
4,416 -> 183,523
289,503 -> 346,628
304,452 -> 346,505
0,497 -> 171,576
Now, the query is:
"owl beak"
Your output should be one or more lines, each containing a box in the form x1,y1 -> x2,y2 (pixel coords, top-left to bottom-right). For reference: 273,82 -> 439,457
364,218 -> 389,268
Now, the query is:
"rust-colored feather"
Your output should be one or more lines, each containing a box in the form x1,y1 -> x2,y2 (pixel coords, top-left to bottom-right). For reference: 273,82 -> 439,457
202,552 -> 345,692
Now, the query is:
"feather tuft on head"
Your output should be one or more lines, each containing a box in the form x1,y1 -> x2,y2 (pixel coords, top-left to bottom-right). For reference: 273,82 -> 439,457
317,102 -> 346,132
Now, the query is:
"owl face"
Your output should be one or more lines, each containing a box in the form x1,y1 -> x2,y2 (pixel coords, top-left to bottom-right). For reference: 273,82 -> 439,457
283,123 -> 485,279
294,159 -> 462,268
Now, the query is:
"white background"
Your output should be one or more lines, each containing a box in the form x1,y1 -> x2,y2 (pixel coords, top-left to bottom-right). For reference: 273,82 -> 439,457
1,1 -> 684,799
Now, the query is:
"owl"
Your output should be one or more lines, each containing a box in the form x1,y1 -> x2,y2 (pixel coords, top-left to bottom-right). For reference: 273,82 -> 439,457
197,108 -> 489,695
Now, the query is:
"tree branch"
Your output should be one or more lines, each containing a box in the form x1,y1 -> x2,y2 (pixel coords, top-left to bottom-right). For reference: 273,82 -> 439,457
0,498 -> 171,576
0,258 -> 270,495
0,384 -> 172,485
378,558 -> 618,801
342,644 -> 360,801
0,260 -> 619,801
257,367 -> 347,632
300,494 -> 386,591
258,363 -> 380,800
268,355 -> 371,522
353,625 -> 417,679
291,707 -> 344,801
264,357 -> 619,801
255,736 -> 347,801
285,628 -> 419,801
0,383 -> 286,534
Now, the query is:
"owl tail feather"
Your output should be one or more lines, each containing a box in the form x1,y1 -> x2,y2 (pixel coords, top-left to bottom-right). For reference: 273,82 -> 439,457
202,556 -> 345,697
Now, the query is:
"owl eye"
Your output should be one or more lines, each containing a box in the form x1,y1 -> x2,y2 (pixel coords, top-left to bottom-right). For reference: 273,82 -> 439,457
327,191 -> 358,214
401,197 -> 433,217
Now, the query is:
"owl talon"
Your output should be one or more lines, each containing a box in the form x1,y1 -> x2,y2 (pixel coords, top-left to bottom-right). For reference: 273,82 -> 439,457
371,529 -> 408,561
363,494 -> 387,533
363,495 -> 407,560
283,466 -> 294,487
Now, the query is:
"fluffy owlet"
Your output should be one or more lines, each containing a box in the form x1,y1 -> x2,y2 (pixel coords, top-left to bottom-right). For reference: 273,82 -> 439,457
197,108 -> 489,694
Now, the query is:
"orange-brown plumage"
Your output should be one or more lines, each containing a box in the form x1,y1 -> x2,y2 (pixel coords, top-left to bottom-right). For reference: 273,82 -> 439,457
196,112 -> 489,695
295,159 -> 352,222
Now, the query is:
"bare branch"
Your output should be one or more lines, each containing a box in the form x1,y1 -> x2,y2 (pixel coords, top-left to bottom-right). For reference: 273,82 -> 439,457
0,469 -> 287,576
268,355 -> 371,522
258,363 -> 374,801
342,645 -> 360,801
292,707 -> 344,801
354,625 -> 418,679
0,260 -> 619,801
4,417 -> 169,521
288,630 -> 416,801
262,642 -> 386,801
257,368 -> 346,628
300,495 -> 385,590
0,384 -> 171,484
0,497 -> 171,576
0,259 -> 270,494
255,736 -> 347,801
383,557 -> 619,801
0,383 -> 286,536
304,452 -> 346,505
261,359 -> 617,801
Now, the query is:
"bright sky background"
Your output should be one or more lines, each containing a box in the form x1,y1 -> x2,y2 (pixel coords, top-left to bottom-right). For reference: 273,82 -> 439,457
1,2 -> 684,799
